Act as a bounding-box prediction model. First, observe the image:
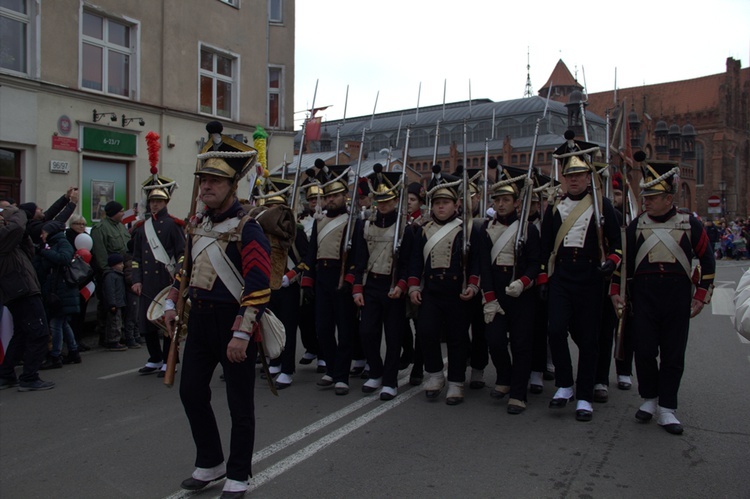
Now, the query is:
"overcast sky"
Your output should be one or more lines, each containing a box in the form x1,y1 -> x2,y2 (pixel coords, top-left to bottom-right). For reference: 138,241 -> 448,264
294,0 -> 750,127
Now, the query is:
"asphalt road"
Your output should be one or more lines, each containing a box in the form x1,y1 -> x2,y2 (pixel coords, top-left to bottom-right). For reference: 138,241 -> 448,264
2,261 -> 749,499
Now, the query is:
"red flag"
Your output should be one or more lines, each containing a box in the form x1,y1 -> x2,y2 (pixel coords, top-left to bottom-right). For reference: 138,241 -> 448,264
121,208 -> 137,225
307,117 -> 322,141
80,281 -> 96,302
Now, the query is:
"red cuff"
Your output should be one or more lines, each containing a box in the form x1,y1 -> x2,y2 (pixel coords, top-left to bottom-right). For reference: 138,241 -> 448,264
468,275 -> 480,287
352,284 -> 364,295
344,273 -> 355,285
396,279 -> 407,293
609,283 -> 620,296
301,276 -> 314,288
520,276 -> 532,288
536,273 -> 548,285
484,291 -> 497,303
231,316 -> 242,332
693,287 -> 708,303
407,276 -> 421,288
607,253 -> 621,267
284,269 -> 297,280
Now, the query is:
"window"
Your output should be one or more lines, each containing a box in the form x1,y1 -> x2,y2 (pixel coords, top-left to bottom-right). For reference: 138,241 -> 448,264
1,0 -> 38,76
81,10 -> 137,98
200,46 -> 238,119
269,0 -> 282,22
695,142 -> 704,185
268,66 -> 282,127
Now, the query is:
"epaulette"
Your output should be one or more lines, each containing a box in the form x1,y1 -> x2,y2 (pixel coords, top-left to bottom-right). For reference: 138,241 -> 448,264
169,215 -> 186,226
133,219 -> 146,229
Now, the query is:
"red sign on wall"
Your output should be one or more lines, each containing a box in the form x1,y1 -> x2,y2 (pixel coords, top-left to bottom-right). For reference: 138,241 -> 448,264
707,195 -> 721,207
52,136 -> 78,152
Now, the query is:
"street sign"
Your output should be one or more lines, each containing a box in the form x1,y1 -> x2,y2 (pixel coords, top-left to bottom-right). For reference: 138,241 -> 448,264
708,195 -> 721,208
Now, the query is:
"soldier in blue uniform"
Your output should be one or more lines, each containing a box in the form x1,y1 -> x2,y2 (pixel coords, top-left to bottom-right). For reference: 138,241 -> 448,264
408,168 -> 479,405
131,173 -> 184,377
479,167 -> 541,414
611,152 -> 715,435
537,131 -> 621,422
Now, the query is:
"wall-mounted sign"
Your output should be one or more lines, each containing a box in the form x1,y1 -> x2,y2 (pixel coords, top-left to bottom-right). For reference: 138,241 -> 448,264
57,115 -> 72,135
82,127 -> 137,155
52,135 -> 78,152
50,160 -> 70,174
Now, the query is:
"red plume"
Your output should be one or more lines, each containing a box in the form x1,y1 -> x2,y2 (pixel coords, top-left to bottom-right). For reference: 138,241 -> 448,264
145,131 -> 161,175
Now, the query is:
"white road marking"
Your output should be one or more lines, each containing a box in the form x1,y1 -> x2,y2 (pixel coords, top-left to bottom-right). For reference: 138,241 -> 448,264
98,368 -> 141,379
162,361 -> 443,499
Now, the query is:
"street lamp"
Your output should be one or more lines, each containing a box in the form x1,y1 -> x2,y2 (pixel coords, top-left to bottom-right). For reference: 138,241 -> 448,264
719,179 -> 727,219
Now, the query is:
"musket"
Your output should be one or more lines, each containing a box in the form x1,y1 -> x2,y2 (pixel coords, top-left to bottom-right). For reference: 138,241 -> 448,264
461,118 -> 470,290
334,84 -> 349,163
164,133 -> 209,387
604,108 -> 612,199
391,125 -> 412,290
614,161 -> 630,361
579,67 -> 607,265
515,86 -> 552,279
339,92 -> 378,288
291,80 -> 319,215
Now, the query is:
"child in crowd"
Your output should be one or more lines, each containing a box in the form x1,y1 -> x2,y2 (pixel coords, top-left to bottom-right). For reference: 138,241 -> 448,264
103,254 -> 128,351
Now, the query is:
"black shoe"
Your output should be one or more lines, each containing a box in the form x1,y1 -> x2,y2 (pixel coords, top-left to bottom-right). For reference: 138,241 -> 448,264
0,377 -> 20,390
549,395 -> 574,409
507,404 -> 526,415
543,370 -> 555,381
660,423 -> 684,435
316,365 -> 327,374
469,380 -> 486,389
138,366 -> 160,375
275,381 -> 291,390
220,491 -> 246,499
77,343 -> 91,352
361,369 -> 370,380
529,384 -> 543,394
17,379 -> 55,392
157,370 -> 166,378
380,391 -> 396,401
62,351 -> 82,364
40,356 -> 63,370
361,385 -> 378,394
635,410 -> 653,422
180,474 -> 226,491
490,388 -> 509,400
349,365 -> 365,376
316,376 -> 334,387
409,374 -> 423,386
575,409 -> 593,422
593,389 -> 609,403
334,383 -> 349,395
617,381 -> 632,390
299,354 -> 315,365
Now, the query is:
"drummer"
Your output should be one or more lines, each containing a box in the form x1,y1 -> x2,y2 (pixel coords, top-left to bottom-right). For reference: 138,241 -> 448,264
131,171 -> 185,377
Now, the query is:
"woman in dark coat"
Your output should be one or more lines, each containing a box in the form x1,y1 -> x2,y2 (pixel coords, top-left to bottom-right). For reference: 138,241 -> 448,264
36,220 -> 81,368
65,215 -> 93,351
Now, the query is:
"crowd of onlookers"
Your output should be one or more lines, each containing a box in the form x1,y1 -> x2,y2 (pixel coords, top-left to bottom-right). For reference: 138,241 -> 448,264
704,217 -> 750,260
0,191 -> 144,391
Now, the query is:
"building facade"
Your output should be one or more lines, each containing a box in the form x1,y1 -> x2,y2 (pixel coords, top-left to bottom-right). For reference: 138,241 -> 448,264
0,0 -> 296,221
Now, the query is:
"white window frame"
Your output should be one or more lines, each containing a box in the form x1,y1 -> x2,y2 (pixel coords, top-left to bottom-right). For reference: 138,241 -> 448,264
267,65 -> 284,129
268,0 -> 282,23
78,6 -> 140,100
0,0 -> 40,78
198,43 -> 240,121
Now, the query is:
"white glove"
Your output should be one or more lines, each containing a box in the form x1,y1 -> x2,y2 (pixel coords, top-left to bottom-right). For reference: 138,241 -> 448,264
505,279 -> 524,298
281,275 -> 290,288
483,299 -> 505,324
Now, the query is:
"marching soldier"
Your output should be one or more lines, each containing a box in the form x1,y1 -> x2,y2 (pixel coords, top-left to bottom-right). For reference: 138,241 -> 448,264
131,170 -> 184,377
252,178 -> 306,390
408,168 -> 479,405
537,131 -> 621,422
402,181 -> 426,385
480,167 -> 541,414
611,152 -> 715,435
296,179 -> 324,371
594,171 -> 633,401
300,165 -> 359,396
164,122 -> 271,498
351,166 -> 408,400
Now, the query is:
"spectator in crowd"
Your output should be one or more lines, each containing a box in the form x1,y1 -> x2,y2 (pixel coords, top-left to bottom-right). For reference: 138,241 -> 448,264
103,254 -> 128,351
0,205 -> 55,391
65,215 -> 93,352
0,197 -> 16,207
19,187 -> 79,247
35,221 -> 81,369
90,201 -> 130,345
704,220 -> 722,259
